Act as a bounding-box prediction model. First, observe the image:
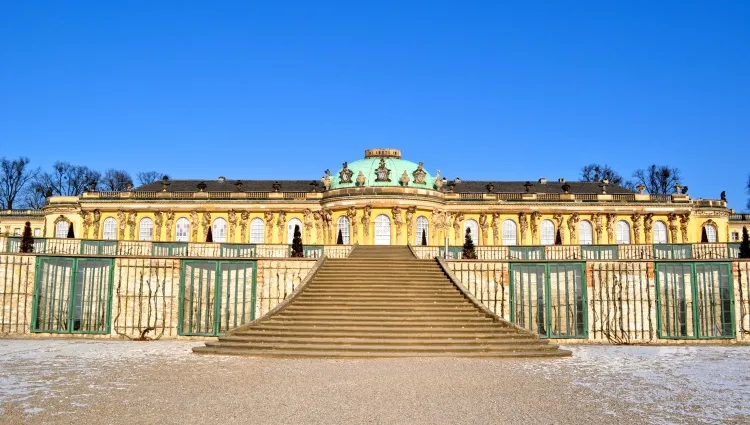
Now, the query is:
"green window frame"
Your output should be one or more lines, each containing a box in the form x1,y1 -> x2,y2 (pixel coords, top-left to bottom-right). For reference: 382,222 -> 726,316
31,257 -> 114,334
178,260 -> 257,336
6,237 -> 47,254
581,245 -> 618,260
510,262 -> 587,338
80,240 -> 118,256
219,243 -> 257,258
653,244 -> 693,260
655,262 -> 734,339
438,246 -> 464,259
508,246 -> 546,260
152,242 -> 189,257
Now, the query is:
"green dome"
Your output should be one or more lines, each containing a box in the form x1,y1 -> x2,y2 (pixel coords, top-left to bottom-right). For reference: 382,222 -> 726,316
329,149 -> 438,190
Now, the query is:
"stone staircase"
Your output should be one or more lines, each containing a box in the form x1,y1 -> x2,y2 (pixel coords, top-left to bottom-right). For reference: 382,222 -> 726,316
193,246 -> 571,358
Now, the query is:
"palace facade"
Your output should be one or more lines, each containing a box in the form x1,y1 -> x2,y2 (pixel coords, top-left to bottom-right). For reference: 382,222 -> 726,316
30,148 -> 730,246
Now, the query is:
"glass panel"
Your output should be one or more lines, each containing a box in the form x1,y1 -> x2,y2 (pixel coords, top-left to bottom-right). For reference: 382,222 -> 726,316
218,262 -> 255,333
34,258 -> 75,332
180,261 -> 218,336
511,264 -> 547,336
548,264 -> 586,338
694,263 -> 733,338
657,263 -> 695,338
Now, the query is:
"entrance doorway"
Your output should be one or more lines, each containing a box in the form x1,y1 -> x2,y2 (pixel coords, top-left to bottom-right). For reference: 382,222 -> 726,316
374,214 -> 391,245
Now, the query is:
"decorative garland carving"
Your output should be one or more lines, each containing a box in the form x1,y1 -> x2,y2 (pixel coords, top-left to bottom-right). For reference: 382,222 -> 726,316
201,212 -> 211,241
479,213 -> 488,245
154,211 -> 163,242
631,213 -> 642,244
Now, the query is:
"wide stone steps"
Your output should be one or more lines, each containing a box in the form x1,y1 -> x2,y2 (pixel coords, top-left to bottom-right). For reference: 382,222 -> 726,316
193,245 -> 571,358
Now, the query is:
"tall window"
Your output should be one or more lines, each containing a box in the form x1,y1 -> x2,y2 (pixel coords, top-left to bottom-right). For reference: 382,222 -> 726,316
34,228 -> 41,237
540,220 -> 555,245
463,219 -> 479,245
337,216 -> 350,244
212,218 -> 227,243
653,221 -> 668,244
13,228 -> 20,236
103,217 -> 117,240
55,221 -> 68,238
287,218 -> 302,244
616,220 -> 631,244
175,217 -> 190,242
704,224 -> 717,243
250,218 -> 264,243
415,216 -> 429,245
578,220 -> 593,245
139,217 -> 153,241
502,220 -> 517,245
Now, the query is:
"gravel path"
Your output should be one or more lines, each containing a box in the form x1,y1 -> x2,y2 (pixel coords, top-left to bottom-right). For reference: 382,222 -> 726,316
0,340 -> 748,424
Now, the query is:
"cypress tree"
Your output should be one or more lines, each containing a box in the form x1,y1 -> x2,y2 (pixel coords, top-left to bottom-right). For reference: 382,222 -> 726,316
291,224 -> 304,257
337,229 -> 344,245
66,222 -> 75,238
462,227 -> 477,259
421,229 -> 427,246
554,229 -> 562,245
740,227 -> 750,259
701,227 -> 708,243
20,221 -> 34,253
206,227 -> 213,243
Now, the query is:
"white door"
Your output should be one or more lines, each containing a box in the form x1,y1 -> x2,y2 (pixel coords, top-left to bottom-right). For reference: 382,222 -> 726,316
374,214 -> 391,245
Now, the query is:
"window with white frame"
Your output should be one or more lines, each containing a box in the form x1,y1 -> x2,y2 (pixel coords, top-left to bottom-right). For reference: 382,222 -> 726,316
34,228 -> 41,237
616,220 -> 631,244
502,220 -> 517,245
103,217 -> 117,240
540,220 -> 555,245
732,232 -> 740,242
415,216 -> 429,245
704,224 -> 717,243
578,220 -> 593,245
13,228 -> 20,236
287,218 -> 302,244
175,217 -> 190,242
653,221 -> 668,244
337,216 -> 350,244
212,218 -> 227,243
55,221 -> 68,238
139,218 -> 153,241
463,219 -> 479,245
250,218 -> 264,243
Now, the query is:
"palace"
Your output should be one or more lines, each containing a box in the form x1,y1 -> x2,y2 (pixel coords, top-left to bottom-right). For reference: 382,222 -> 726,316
25,148 -> 729,246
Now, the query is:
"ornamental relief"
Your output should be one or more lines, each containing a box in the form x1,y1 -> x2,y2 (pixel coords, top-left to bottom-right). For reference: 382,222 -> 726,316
405,207 -> 416,243
631,212 -> 641,244
92,209 -> 101,239
491,213 -> 500,245
80,210 -> 91,239
347,207 -> 359,242
239,211 -> 249,241
392,207 -> 404,240
303,209 -> 314,241
277,211 -> 286,242
361,205 -> 372,237
412,162 -> 427,185
606,213 -> 616,243
127,211 -> 137,240
165,210 -> 175,242
201,212 -> 211,240
228,210 -> 237,242
374,158 -> 391,182
118,210 -> 126,240
518,213 -> 528,244
154,211 -> 163,241
643,213 -> 654,244
265,212 -> 275,242
479,213 -> 488,245
680,214 -> 690,242
668,213 -> 679,243
339,162 -> 353,184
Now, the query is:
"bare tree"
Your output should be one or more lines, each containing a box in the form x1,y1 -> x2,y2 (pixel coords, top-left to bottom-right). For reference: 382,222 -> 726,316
23,185 -> 49,209
137,171 -> 166,186
580,164 -> 626,186
0,157 -> 38,209
35,161 -> 101,196
632,165 -> 682,194
101,169 -> 133,191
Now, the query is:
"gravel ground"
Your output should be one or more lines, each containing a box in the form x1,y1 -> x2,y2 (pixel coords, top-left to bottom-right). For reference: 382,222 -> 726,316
0,340 -> 748,425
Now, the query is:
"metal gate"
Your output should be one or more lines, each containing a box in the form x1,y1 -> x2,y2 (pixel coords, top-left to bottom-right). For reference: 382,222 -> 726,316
179,260 -> 256,336
510,263 -> 587,338
656,262 -> 734,339
32,257 -> 114,334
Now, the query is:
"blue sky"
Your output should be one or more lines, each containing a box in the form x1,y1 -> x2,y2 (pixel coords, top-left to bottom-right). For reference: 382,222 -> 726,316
1,1 -> 749,209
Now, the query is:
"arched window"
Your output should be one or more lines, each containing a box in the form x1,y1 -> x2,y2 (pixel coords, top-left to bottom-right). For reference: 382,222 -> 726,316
139,217 -> 153,241
540,220 -> 555,245
463,219 -> 479,245
55,221 -> 68,238
287,218 -> 302,244
374,214 -> 391,245
415,216 -> 429,245
653,221 -> 668,244
616,220 -> 631,244
175,218 -> 190,242
337,216 -> 351,244
502,220 -> 517,245
704,224 -> 717,243
578,220 -> 593,245
103,217 -> 117,240
249,218 -> 264,243
212,218 -> 227,243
